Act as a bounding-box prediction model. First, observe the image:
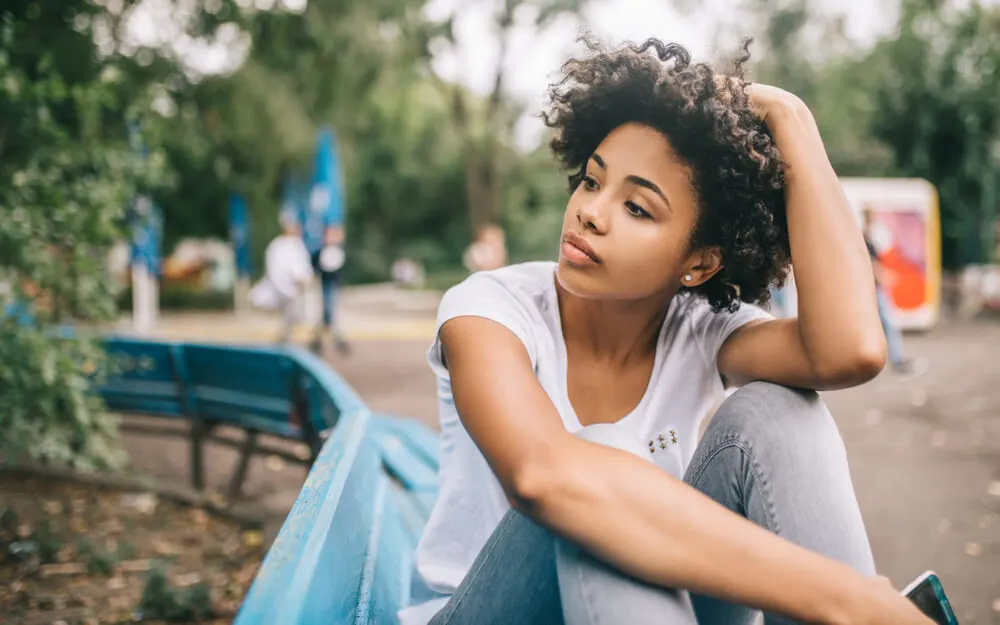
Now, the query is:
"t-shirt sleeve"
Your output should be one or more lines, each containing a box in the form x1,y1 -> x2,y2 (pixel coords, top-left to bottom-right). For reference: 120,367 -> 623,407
426,272 -> 537,381
687,296 -> 773,389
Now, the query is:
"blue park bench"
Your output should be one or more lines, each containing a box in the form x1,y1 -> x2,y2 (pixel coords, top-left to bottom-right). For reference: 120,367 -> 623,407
94,336 -> 440,623
97,338 -> 340,499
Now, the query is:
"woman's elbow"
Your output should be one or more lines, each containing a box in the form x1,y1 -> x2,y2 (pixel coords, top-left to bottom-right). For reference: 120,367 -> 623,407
503,442 -> 579,516
815,337 -> 887,388
507,462 -> 547,510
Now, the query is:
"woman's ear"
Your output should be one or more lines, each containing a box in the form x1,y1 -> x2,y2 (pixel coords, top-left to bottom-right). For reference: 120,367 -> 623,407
681,246 -> 723,287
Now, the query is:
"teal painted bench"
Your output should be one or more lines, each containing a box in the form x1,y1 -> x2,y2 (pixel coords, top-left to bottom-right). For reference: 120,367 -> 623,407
97,338 -> 348,499
235,403 -> 439,624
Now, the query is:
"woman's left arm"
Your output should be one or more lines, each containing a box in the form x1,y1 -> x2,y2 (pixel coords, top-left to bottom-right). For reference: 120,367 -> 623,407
719,86 -> 887,391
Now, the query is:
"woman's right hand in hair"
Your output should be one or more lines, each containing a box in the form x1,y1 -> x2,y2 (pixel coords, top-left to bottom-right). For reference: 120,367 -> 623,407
846,576 -> 934,625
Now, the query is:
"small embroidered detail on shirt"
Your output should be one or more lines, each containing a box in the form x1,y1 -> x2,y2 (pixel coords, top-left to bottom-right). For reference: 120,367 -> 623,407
650,430 -> 680,454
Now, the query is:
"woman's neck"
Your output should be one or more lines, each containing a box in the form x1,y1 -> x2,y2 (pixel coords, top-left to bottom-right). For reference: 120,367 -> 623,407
555,277 -> 676,368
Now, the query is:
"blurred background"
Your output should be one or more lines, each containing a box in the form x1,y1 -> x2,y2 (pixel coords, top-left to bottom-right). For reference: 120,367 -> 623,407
1,0 -> 999,623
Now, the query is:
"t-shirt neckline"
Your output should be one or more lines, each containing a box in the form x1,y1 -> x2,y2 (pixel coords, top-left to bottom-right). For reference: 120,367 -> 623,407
548,266 -> 673,431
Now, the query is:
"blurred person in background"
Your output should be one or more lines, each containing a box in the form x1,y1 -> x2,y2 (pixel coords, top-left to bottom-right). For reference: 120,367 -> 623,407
862,206 -> 927,376
462,223 -> 508,273
310,224 -> 350,356
250,212 -> 313,343
399,38 -> 933,625
393,257 -> 427,289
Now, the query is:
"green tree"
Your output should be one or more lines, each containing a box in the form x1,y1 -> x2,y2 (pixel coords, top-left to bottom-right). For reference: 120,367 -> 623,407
426,0 -> 590,235
0,1 -> 167,468
864,0 -> 1000,268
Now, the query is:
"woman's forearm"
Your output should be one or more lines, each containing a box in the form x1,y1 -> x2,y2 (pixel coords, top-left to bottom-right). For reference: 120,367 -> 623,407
518,438 -> 870,625
768,103 -> 887,378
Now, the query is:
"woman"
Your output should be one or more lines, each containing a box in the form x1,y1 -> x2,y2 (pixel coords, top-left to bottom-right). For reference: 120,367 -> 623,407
399,39 -> 932,625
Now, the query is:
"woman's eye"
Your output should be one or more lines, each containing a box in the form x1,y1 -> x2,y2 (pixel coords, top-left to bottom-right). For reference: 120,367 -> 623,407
626,201 -> 651,219
582,176 -> 599,191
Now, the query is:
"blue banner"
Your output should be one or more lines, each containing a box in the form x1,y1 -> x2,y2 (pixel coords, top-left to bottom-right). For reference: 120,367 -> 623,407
304,126 -> 345,253
126,121 -> 161,276
229,192 -> 252,278
129,195 -> 161,276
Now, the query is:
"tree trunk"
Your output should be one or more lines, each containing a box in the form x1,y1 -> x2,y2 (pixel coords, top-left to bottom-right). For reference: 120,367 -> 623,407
453,0 -> 516,238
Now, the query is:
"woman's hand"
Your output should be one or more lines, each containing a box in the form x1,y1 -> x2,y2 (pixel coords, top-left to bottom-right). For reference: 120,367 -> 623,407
714,76 -> 808,129
744,82 -> 809,128
848,576 -> 935,625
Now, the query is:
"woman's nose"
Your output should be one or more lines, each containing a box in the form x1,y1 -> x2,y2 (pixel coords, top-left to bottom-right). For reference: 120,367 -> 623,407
578,196 -> 610,233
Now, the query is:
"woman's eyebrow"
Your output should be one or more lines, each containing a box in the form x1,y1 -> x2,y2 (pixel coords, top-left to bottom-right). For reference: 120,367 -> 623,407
590,152 -> 672,209
627,175 -> 671,209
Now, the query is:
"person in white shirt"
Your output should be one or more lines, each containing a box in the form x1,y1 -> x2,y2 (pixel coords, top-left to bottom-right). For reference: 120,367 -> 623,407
251,213 -> 313,342
399,38 -> 933,625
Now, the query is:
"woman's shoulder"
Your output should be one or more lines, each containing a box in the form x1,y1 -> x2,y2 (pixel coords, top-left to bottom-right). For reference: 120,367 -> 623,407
442,261 -> 555,310
430,262 -> 556,378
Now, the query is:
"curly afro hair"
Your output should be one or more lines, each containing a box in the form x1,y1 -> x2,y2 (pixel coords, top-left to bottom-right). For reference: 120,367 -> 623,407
543,36 -> 791,313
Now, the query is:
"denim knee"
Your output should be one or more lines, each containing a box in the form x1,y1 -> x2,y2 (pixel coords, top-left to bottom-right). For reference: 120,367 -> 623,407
707,382 -> 845,462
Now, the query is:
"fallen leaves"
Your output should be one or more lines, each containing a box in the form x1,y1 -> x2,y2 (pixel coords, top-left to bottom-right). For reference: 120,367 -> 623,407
1,473 -> 266,625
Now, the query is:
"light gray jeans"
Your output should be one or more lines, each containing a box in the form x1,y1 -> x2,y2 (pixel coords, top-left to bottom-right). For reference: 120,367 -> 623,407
427,382 -> 876,625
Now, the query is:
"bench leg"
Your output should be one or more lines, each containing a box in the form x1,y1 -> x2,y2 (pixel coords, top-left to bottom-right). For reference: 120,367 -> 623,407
228,430 -> 259,502
190,420 -> 215,492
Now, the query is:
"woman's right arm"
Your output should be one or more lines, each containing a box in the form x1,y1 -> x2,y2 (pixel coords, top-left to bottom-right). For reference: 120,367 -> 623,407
441,316 -> 931,625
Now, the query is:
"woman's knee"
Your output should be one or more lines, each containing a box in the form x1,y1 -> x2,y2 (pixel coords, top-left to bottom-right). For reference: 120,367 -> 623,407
706,382 -> 845,461
555,540 -> 698,625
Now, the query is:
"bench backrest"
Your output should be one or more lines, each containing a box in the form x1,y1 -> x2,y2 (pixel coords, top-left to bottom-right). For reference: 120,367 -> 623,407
96,339 -> 350,445
100,338 -> 186,418
182,344 -> 305,438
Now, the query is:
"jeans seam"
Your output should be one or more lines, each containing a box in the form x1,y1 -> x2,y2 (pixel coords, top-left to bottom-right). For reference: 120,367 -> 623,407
570,544 -> 603,625
687,436 -> 782,536
435,514 -> 519,623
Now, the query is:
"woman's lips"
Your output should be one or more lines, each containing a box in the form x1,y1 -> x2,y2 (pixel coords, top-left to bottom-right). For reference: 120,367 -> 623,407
561,232 -> 601,265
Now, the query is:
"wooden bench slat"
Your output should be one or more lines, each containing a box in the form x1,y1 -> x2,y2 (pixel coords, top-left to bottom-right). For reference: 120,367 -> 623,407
372,422 -> 438,493
354,473 -> 390,625
391,483 -> 432,543
237,408 -> 374,624
372,413 -> 439,471
368,494 -> 415,624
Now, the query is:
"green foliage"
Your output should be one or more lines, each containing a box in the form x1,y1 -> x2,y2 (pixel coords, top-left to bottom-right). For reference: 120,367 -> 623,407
146,0 -> 588,281
0,324 -> 125,469
0,3 -> 164,469
138,565 -> 214,622
3,518 -> 63,564
117,283 -> 235,311
77,537 -> 117,576
742,0 -> 1000,269
863,0 -> 1000,267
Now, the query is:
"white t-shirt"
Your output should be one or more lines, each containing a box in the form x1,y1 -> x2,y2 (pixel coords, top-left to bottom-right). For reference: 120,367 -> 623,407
263,234 -> 313,299
398,261 -> 771,625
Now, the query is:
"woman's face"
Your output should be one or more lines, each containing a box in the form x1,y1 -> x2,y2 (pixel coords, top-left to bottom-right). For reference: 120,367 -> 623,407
556,122 -> 720,301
